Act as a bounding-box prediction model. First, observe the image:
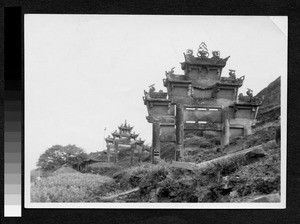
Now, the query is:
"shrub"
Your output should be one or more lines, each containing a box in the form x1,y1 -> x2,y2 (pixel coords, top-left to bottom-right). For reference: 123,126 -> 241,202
157,175 -> 198,202
112,162 -> 171,193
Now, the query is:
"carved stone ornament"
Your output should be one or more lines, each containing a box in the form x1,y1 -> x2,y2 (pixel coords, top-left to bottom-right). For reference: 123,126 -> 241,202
229,69 -> 236,79
186,49 -> 193,55
149,84 -> 156,93
163,78 -> 167,86
197,42 -> 210,58
212,51 -> 220,58
237,75 -> 245,82
166,67 -> 175,76
146,84 -> 168,99
238,89 -> 263,104
246,88 -> 253,98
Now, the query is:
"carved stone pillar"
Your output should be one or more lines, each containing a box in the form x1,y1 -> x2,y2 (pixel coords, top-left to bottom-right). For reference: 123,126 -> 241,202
114,141 -> 119,163
176,104 -> 184,160
107,147 -> 111,162
152,122 -> 160,163
221,109 -> 230,148
130,144 -> 134,166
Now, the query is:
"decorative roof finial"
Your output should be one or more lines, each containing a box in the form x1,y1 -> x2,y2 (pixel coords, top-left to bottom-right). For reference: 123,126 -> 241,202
149,84 -> 155,93
229,69 -> 236,79
246,88 -> 253,99
197,42 -> 209,58
125,120 -> 127,127
186,49 -> 193,55
212,51 -> 220,58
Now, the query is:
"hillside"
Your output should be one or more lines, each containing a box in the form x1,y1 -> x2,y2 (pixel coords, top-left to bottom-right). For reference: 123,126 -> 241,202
255,76 -> 281,125
256,76 -> 280,109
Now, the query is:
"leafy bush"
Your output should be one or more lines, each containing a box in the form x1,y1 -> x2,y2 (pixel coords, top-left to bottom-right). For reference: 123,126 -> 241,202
31,173 -> 117,202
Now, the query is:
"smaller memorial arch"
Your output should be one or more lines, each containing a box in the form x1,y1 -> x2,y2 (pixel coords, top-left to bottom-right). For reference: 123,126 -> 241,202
105,120 -> 145,162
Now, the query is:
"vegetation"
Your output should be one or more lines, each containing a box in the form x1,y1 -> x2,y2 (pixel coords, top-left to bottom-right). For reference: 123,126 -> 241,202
31,130 -> 280,203
101,139 -> 280,203
83,162 -> 122,177
31,173 -> 118,202
256,76 -> 281,125
36,144 -> 87,172
31,123 -> 280,203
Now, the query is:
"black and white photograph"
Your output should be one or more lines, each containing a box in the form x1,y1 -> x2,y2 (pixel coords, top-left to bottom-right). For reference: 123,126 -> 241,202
25,15 -> 287,208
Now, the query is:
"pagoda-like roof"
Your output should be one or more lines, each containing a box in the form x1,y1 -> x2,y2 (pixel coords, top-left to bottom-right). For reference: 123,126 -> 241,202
118,125 -> 133,131
235,101 -> 262,107
143,84 -> 169,101
136,138 -> 145,145
118,120 -> 133,131
105,136 -> 114,143
111,130 -> 120,138
131,133 -> 139,139
181,54 -> 230,68
218,73 -> 245,87
163,73 -> 191,86
236,91 -> 263,106
115,138 -> 131,144
181,42 -> 230,70
119,133 -> 131,138
112,132 -> 133,138
181,43 -> 230,69
149,91 -> 168,99
143,86 -> 171,105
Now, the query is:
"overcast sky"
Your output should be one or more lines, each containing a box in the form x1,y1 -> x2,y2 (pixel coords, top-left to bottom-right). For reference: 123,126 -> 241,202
25,15 -> 287,171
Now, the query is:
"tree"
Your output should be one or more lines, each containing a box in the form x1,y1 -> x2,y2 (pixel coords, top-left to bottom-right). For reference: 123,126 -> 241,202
36,144 -> 87,171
